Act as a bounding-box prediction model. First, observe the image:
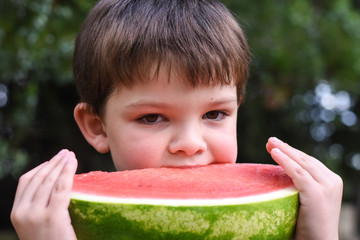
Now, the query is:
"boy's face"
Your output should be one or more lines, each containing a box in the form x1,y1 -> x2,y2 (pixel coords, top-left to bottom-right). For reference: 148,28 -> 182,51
101,71 -> 239,170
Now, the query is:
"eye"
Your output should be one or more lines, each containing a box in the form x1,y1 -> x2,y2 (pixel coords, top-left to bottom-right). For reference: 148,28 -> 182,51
203,111 -> 227,121
138,114 -> 165,124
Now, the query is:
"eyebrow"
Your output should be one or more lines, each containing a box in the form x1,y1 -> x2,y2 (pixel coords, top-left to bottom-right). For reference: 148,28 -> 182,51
125,97 -> 238,109
207,97 -> 238,106
125,101 -> 172,109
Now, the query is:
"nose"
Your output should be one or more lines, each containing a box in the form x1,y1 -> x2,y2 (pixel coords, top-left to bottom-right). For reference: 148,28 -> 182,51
168,124 -> 207,156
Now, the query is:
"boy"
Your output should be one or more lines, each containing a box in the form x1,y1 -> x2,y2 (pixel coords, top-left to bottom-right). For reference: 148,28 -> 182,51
11,0 -> 343,239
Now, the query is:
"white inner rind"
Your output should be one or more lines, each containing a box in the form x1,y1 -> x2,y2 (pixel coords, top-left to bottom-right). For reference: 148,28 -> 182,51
71,186 -> 298,206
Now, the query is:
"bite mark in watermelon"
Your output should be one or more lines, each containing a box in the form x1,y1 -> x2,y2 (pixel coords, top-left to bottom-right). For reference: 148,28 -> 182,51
69,163 -> 299,240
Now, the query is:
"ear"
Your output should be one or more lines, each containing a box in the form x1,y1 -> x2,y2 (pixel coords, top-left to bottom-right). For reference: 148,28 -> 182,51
74,103 -> 110,153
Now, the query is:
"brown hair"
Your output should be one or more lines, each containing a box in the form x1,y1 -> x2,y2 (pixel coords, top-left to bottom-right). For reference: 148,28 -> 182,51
74,0 -> 250,116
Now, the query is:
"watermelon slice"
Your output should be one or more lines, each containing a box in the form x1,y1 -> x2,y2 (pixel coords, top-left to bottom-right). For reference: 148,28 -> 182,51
69,163 -> 299,240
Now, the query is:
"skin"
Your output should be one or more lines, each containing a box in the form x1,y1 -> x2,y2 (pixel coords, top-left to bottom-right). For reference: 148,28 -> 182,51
11,71 -> 343,240
267,137 -> 343,240
11,150 -> 78,240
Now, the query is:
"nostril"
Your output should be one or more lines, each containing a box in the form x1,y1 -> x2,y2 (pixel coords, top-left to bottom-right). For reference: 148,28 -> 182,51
168,140 -> 207,156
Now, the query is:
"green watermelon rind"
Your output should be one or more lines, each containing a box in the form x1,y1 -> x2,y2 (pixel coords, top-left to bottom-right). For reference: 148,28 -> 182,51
69,190 -> 299,240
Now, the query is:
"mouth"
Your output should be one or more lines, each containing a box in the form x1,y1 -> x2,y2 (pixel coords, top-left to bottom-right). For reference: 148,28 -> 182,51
162,164 -> 209,169
162,157 -> 217,168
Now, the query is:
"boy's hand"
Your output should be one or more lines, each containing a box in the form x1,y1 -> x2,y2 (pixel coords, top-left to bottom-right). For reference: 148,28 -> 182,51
266,137 -> 343,240
11,149 -> 78,240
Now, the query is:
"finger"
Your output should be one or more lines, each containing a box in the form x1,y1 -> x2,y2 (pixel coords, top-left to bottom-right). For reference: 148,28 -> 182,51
270,148 -> 318,193
17,150 -> 69,207
48,155 -> 78,210
32,151 -> 76,207
267,137 -> 330,182
12,161 -> 49,209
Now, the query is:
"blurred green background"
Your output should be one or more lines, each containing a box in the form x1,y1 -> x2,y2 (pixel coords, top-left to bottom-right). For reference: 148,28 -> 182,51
1,0 -> 359,238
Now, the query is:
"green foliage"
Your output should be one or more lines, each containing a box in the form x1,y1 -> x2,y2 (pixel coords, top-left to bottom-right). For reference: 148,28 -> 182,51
225,0 -> 360,92
0,0 -> 359,199
0,0 -> 92,177
223,0 -> 360,200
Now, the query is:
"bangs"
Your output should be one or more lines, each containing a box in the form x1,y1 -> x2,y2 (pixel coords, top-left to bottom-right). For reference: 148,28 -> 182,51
106,0 -> 249,91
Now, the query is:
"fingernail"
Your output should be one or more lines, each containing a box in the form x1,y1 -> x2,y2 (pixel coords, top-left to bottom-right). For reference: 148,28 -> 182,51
58,149 -> 69,155
65,151 -> 75,158
56,150 -> 67,160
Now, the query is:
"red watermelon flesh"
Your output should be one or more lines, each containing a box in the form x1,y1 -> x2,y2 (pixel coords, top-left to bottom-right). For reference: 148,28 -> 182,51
72,163 -> 295,200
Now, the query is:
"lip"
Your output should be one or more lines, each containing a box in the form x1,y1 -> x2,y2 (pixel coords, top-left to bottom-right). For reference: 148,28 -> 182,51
161,158 -> 215,168
162,164 -> 208,169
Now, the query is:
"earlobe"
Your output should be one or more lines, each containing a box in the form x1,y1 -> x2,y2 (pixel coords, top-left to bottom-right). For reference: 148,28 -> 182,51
74,103 -> 110,153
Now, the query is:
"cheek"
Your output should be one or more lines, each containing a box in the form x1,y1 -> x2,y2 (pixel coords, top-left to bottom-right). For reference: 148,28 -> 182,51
110,134 -> 165,170
216,139 -> 238,163
211,129 -> 238,164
